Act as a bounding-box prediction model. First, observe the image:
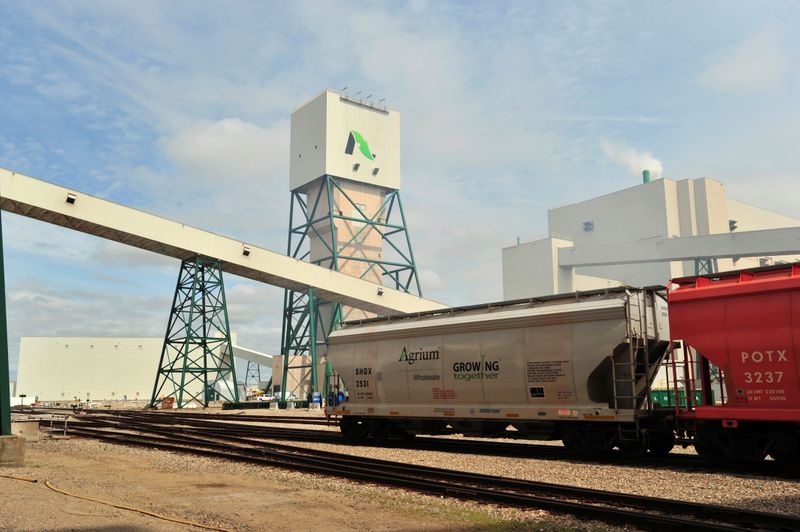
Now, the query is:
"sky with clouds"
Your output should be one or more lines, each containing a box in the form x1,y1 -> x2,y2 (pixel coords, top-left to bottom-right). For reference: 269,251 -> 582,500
1,1 -> 798,380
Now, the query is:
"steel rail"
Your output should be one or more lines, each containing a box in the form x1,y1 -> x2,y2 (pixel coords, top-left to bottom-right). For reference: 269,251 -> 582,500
45,417 -> 800,531
53,414 -> 336,441
18,407 -> 336,426
101,409 -> 336,426
88,412 -> 335,437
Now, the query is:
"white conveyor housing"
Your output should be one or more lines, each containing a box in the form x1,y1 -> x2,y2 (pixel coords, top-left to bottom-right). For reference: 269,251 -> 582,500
0,168 -> 447,316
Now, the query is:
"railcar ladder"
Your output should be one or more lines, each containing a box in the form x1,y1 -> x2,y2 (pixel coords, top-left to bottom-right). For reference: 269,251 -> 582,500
611,291 -> 654,442
611,338 -> 646,442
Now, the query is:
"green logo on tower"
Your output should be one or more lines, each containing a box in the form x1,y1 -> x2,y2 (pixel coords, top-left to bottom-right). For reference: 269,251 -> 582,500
345,130 -> 375,161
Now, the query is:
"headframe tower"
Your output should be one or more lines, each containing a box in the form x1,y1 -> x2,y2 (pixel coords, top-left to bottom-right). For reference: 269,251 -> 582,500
279,90 -> 421,401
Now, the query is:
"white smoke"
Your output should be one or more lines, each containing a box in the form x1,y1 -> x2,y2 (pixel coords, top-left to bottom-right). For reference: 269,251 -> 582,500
601,140 -> 664,179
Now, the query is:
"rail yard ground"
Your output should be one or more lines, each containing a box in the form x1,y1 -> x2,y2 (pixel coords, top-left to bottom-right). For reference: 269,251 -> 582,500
1,436 -> 596,531
3,409 -> 800,531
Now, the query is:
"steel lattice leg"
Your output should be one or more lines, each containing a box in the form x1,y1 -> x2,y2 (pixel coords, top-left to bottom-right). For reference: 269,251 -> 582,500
149,256 -> 239,408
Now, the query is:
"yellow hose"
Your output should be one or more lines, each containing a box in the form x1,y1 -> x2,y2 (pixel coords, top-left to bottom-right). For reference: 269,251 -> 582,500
1,474 -> 231,531
0,473 -> 38,483
43,480 -> 232,532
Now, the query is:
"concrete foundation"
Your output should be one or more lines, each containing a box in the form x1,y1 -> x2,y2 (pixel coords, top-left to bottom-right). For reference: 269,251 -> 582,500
269,402 -> 279,410
0,435 -> 25,467
11,420 -> 39,443
309,403 -> 320,410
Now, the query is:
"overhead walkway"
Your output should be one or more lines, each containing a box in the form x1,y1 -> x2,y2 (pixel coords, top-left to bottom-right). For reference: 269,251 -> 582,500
558,228 -> 800,267
0,168 -> 447,315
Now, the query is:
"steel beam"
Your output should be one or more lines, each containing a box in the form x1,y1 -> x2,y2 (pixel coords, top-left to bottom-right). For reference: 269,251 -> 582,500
0,168 -> 445,315
558,227 -> 800,267
0,212 -> 10,435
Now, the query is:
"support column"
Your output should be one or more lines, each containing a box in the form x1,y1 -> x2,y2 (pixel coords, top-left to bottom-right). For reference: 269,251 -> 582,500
0,212 -> 22,466
244,361 -> 262,388
0,212 -> 10,436
150,256 -> 239,408
279,175 -> 421,403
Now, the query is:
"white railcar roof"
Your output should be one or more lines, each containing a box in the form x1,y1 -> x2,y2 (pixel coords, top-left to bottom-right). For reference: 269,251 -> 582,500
329,288 -> 647,343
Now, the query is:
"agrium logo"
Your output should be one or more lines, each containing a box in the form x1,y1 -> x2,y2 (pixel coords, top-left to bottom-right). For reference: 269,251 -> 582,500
398,347 -> 439,365
345,130 -> 375,161
453,354 -> 500,382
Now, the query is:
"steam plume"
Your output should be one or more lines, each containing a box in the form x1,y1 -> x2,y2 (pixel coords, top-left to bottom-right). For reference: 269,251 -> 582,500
601,140 -> 663,179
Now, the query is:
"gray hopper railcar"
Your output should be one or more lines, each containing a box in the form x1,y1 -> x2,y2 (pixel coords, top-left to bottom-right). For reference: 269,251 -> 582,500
325,287 -> 677,455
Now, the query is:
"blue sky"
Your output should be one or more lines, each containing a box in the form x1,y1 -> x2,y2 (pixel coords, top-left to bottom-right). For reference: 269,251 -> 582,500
1,1 -> 798,379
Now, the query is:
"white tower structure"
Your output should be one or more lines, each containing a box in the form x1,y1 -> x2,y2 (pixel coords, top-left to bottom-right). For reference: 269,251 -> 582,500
279,90 -> 422,400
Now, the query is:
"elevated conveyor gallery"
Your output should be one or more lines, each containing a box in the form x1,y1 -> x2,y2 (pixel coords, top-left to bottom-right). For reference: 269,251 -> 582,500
0,168 -> 446,315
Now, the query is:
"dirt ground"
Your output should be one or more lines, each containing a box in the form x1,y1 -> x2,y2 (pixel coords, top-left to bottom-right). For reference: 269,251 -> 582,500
0,436 -> 587,532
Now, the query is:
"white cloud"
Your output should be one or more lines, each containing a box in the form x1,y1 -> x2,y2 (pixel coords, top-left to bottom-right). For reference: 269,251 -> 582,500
161,118 -> 289,184
601,140 -> 664,179
700,28 -> 790,93
3,215 -> 96,263
418,268 -> 444,292
224,281 -> 284,354
5,280 -> 170,378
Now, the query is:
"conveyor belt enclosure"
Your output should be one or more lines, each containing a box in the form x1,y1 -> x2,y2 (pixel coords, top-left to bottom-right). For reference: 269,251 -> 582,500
0,168 -> 446,315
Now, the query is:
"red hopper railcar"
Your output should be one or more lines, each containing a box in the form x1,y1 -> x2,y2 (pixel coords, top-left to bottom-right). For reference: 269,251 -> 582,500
668,263 -> 800,463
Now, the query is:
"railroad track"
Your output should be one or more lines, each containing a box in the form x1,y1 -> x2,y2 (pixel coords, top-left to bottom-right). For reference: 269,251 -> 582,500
14,407 -> 336,426
30,409 -> 799,479
42,410 -> 798,479
43,414 -> 800,531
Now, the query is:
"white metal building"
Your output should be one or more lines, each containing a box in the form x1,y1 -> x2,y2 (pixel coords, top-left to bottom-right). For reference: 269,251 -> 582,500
503,176 -> 800,298
15,337 -> 163,402
15,336 -> 275,404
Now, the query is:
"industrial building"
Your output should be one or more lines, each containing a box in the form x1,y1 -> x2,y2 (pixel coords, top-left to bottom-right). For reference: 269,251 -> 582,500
269,354 -> 325,398
503,175 -> 800,298
14,335 -> 273,404
15,337 -> 163,403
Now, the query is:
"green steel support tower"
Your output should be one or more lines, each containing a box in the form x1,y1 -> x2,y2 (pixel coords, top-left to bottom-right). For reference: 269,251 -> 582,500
279,175 -> 421,401
150,256 -> 239,408
244,361 -> 262,388
695,258 -> 718,275
281,90 -> 421,403
0,213 -> 11,435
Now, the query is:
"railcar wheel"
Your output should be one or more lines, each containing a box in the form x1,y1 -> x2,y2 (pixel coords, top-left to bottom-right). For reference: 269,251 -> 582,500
695,428 -> 729,462
619,439 -> 647,457
369,419 -> 391,441
586,428 -> 616,453
561,425 -> 587,454
389,425 -> 416,440
728,432 -> 769,462
398,430 -> 416,441
340,417 -> 369,442
770,429 -> 800,466
647,431 -> 675,456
